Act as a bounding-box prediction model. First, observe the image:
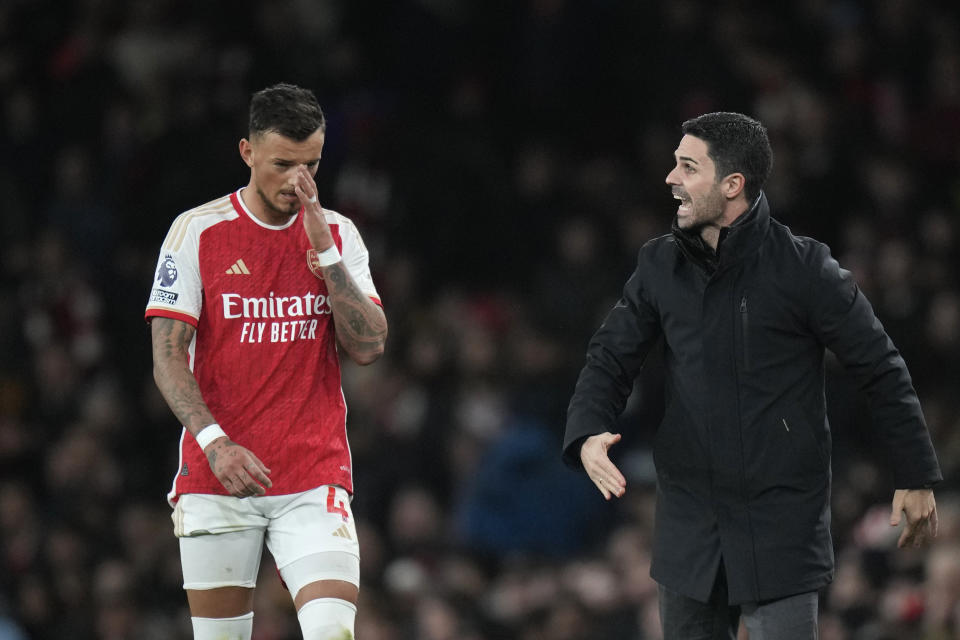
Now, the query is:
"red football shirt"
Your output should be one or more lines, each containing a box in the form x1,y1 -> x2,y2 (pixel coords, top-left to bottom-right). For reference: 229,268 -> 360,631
145,189 -> 381,504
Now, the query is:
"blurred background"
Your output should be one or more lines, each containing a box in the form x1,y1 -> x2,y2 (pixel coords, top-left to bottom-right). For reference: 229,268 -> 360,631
1,0 -> 959,638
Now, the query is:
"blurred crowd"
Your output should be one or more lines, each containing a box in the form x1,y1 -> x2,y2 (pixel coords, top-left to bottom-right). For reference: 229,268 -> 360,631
1,0 -> 960,638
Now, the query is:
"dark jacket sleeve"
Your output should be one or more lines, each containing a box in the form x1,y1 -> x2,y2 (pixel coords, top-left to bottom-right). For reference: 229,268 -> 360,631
562,251 -> 663,468
806,243 -> 942,488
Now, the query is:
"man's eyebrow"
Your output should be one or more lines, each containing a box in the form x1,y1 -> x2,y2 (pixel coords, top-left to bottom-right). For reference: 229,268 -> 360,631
272,157 -> 321,164
675,154 -> 699,164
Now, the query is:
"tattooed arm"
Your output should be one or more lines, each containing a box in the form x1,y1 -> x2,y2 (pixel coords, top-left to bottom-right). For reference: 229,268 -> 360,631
151,317 -> 272,496
150,317 -> 215,432
296,165 -> 387,365
320,261 -> 388,365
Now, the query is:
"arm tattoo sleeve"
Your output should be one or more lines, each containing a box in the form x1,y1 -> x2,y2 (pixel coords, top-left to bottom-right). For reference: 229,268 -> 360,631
151,317 -> 216,434
322,261 -> 388,363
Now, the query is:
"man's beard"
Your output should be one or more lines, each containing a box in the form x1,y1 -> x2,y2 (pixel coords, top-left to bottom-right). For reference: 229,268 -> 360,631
257,186 -> 299,217
684,187 -> 726,231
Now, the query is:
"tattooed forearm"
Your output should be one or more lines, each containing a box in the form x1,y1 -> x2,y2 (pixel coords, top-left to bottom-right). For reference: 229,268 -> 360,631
151,317 -> 216,434
321,261 -> 388,364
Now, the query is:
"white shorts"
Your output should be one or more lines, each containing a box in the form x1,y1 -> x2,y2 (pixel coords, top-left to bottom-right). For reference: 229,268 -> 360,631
173,485 -> 360,597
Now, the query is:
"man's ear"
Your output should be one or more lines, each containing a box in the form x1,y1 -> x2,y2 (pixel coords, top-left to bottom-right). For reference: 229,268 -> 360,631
722,172 -> 746,200
239,138 -> 254,168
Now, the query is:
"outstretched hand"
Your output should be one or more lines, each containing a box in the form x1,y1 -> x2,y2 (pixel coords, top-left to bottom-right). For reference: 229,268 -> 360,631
890,488 -> 938,548
581,432 -> 627,500
205,437 -> 273,498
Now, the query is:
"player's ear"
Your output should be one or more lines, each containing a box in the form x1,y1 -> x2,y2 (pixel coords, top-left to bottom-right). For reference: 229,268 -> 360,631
239,138 -> 254,168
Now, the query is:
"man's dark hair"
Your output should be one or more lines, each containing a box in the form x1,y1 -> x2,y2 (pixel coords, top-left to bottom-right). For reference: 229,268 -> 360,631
681,112 -> 773,202
249,83 -> 326,141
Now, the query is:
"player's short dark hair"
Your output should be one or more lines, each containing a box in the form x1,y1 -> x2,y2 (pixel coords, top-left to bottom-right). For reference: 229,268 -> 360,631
249,83 -> 326,141
681,112 -> 773,202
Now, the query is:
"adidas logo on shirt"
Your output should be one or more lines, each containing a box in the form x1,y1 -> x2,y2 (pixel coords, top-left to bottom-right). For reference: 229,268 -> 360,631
226,259 -> 250,274
332,525 -> 353,540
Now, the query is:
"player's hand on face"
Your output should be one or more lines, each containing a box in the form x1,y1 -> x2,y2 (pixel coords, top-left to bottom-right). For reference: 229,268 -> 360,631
581,432 -> 627,500
293,166 -> 334,250
204,438 -> 273,498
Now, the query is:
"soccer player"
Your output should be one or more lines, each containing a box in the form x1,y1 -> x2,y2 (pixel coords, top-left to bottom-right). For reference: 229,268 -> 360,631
146,83 -> 387,640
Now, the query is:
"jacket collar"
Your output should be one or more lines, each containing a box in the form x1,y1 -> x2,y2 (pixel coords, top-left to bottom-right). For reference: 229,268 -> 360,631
671,192 -> 770,273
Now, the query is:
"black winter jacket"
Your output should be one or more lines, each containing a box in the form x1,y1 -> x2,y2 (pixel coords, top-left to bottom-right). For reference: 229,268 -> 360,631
563,193 -> 941,604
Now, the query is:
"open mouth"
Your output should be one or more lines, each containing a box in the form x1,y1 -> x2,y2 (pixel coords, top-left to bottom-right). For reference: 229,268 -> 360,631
674,192 -> 691,210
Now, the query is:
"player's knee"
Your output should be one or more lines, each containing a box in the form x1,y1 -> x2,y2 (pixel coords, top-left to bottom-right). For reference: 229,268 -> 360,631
191,611 -> 253,640
186,586 -> 256,619
297,597 -> 356,640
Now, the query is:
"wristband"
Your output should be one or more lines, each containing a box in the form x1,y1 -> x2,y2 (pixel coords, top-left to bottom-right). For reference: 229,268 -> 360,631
195,423 -> 227,450
307,246 -> 341,277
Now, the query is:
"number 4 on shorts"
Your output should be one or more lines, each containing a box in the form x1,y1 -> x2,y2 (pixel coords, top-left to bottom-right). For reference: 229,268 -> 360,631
326,486 -> 350,522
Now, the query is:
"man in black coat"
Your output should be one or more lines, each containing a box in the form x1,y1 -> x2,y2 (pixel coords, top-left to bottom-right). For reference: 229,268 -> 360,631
562,112 -> 941,640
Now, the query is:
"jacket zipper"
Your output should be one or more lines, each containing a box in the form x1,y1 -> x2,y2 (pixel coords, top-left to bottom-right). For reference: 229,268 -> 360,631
732,292 -> 759,599
740,296 -> 749,370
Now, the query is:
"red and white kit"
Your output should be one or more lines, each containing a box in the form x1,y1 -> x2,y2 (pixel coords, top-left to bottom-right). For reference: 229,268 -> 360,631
145,189 -> 381,504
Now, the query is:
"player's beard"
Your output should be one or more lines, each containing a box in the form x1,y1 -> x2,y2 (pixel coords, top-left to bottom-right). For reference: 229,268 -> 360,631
257,185 -> 300,218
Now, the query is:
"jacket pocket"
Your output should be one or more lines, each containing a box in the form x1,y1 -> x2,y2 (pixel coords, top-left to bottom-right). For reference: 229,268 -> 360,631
781,416 -> 829,473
